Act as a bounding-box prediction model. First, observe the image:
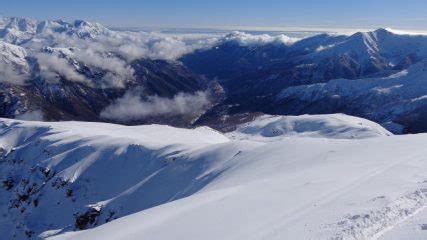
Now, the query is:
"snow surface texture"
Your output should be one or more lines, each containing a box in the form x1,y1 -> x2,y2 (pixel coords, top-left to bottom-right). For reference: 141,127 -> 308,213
1,114 -> 427,239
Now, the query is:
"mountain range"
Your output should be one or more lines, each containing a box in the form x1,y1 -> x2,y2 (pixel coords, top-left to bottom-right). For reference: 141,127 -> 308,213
181,28 -> 427,133
1,17 -> 427,133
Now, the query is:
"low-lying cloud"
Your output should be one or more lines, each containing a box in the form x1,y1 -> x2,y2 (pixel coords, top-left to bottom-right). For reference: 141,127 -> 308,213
27,31 -> 217,87
0,62 -> 28,85
35,52 -> 88,84
16,110 -> 44,121
222,31 -> 298,46
100,91 -> 211,121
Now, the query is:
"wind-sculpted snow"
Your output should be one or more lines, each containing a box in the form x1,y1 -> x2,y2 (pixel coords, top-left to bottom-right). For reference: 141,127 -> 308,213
0,118 -> 229,239
0,114 -> 422,240
25,115 -> 425,240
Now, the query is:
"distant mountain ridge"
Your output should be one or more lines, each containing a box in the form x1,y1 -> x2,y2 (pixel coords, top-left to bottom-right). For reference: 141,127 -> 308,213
0,17 -> 110,44
182,28 -> 427,133
1,16 -> 427,133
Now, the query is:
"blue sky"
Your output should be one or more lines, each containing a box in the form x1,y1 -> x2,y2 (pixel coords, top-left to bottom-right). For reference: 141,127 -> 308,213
1,0 -> 427,30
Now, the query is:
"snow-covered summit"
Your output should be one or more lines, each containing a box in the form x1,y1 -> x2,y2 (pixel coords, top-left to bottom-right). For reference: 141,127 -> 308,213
0,40 -> 30,83
230,114 -> 392,141
0,17 -> 110,44
0,40 -> 28,65
0,17 -> 37,44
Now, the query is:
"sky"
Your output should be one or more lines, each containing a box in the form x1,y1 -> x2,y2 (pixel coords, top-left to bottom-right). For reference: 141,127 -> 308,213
1,0 -> 427,30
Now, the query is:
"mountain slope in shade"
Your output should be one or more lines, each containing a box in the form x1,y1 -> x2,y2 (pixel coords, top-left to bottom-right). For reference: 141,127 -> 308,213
276,62 -> 427,133
182,29 -> 427,133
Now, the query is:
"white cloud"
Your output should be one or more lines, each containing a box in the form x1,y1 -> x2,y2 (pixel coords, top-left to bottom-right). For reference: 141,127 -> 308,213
222,31 -> 298,46
0,62 -> 27,85
16,110 -> 44,121
71,48 -> 134,88
100,91 -> 211,121
35,52 -> 88,83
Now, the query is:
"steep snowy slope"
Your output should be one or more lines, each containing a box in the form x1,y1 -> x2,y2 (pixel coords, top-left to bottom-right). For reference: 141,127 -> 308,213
0,118 -> 229,239
0,115 -> 394,239
0,41 -> 29,84
1,114 -> 426,240
48,116 -> 427,240
0,17 -> 37,44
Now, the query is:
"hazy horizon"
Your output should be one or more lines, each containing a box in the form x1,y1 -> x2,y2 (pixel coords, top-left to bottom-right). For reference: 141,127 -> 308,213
2,0 -> 427,31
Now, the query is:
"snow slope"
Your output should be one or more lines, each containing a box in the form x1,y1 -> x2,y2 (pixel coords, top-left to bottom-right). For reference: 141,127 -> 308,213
0,119 -> 229,239
47,116 -> 427,240
379,208 -> 427,240
229,114 -> 391,141
2,114 -> 427,239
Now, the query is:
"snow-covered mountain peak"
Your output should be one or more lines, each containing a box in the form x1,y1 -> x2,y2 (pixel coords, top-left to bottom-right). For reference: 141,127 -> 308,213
373,27 -> 393,36
0,40 -> 27,60
0,17 -> 37,32
0,40 -> 28,68
0,17 -> 110,44
230,114 -> 392,141
69,19 -> 110,38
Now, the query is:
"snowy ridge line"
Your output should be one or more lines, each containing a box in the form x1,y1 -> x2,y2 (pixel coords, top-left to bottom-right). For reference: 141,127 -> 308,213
332,188 -> 427,240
